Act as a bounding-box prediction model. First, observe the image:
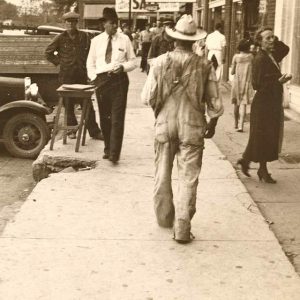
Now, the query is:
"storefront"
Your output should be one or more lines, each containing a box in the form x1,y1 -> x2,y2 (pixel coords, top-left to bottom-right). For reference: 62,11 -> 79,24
193,0 -> 277,81
275,0 -> 300,113
115,0 -> 185,30
78,0 -> 115,30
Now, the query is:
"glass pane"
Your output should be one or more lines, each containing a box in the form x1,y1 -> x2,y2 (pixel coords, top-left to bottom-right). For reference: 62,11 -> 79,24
292,2 -> 300,85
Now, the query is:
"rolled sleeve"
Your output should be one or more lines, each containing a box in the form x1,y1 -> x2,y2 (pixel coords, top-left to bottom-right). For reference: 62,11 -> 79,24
86,38 -> 97,81
141,62 -> 157,106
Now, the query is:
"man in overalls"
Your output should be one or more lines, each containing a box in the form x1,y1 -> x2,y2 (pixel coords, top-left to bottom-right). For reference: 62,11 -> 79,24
142,15 -> 223,243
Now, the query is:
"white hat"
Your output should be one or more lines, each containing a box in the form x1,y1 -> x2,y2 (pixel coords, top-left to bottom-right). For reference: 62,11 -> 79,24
165,14 -> 207,41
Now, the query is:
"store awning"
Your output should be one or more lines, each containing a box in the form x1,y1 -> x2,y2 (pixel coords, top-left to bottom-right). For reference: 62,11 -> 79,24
209,0 -> 225,8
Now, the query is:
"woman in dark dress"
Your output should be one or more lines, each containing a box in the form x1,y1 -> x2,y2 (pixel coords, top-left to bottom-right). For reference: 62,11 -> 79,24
237,28 -> 291,183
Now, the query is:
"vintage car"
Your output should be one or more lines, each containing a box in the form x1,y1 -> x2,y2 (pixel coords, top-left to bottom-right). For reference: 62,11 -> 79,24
36,25 -> 101,37
0,34 -> 59,158
0,76 -> 53,158
0,26 -> 100,159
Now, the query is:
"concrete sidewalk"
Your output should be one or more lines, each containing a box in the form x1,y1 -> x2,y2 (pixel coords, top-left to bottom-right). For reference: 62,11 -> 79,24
0,69 -> 300,299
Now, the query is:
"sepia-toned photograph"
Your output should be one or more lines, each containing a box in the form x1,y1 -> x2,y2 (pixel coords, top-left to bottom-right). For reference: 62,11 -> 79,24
0,0 -> 300,299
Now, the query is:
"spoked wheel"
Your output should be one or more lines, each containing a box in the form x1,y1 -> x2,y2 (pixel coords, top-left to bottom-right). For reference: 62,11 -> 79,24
3,112 -> 50,159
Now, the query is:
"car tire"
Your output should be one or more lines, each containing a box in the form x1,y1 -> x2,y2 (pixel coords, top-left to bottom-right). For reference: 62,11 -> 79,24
3,112 -> 50,159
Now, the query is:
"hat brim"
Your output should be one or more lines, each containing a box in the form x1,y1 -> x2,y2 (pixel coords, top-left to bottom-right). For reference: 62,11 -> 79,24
64,18 -> 79,21
165,27 -> 207,41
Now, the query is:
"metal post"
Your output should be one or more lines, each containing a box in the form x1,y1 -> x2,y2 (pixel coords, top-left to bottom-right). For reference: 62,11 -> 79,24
223,0 -> 232,82
129,0 -> 132,27
203,0 -> 209,31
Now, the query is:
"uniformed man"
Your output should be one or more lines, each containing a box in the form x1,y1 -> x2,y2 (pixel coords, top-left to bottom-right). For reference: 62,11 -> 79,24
45,11 -> 103,140
148,20 -> 175,60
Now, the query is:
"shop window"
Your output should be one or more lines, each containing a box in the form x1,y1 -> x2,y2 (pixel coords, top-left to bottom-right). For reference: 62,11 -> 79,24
229,2 -> 243,63
210,6 -> 225,32
197,9 -> 203,28
291,2 -> 300,85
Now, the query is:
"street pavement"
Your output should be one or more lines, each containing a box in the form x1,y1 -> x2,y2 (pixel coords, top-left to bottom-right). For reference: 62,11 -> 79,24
0,66 -> 300,299
0,145 -> 35,234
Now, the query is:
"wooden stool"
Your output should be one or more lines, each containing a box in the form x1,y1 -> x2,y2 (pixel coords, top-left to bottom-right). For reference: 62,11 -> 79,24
50,85 -> 95,152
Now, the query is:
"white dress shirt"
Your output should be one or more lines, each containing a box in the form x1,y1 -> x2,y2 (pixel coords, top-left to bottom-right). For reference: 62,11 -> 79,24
206,30 -> 226,51
205,30 -> 226,81
87,31 -> 137,81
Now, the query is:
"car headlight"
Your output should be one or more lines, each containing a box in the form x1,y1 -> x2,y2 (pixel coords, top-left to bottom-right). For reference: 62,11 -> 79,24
30,83 -> 38,97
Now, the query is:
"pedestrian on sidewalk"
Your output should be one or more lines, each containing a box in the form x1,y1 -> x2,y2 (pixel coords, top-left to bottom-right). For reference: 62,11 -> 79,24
132,28 -> 141,56
140,24 -> 153,72
141,15 -> 223,243
231,39 -> 254,132
147,20 -> 175,62
205,23 -> 226,81
237,28 -> 291,183
45,11 -> 103,140
121,23 -> 133,41
86,8 -> 136,163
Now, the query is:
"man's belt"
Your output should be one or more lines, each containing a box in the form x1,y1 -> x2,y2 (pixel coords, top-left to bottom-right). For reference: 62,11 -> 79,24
93,72 -> 125,88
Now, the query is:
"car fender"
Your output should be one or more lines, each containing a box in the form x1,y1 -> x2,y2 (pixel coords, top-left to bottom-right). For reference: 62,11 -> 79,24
0,100 -> 51,116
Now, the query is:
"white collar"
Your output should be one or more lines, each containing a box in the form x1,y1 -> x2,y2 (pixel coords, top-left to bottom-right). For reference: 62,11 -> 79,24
104,31 -> 117,40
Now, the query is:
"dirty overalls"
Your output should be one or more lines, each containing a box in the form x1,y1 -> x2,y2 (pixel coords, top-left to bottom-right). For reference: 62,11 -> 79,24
150,51 -> 216,240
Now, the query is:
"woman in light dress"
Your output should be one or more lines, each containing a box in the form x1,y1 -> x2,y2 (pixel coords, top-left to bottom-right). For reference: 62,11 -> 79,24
231,39 -> 254,132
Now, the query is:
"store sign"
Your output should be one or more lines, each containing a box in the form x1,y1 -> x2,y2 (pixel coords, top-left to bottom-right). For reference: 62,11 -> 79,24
145,3 -> 159,11
146,0 -> 195,3
209,0 -> 225,8
116,0 -> 181,12
159,3 -> 180,12
146,3 -> 159,11
116,0 -> 148,12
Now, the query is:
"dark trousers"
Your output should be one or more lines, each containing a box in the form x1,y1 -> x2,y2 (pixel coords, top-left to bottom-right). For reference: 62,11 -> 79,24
140,42 -> 151,71
59,69 -> 101,137
95,73 -> 129,159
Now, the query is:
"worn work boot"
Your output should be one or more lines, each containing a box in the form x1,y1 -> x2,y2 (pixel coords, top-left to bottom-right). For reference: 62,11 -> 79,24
173,219 -> 194,244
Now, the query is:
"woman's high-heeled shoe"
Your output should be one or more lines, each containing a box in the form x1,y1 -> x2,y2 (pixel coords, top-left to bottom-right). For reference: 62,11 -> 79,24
257,169 -> 277,184
237,158 -> 251,177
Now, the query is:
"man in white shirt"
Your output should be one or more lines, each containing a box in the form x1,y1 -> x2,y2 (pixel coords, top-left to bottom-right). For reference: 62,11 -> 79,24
205,23 -> 226,81
87,7 -> 137,163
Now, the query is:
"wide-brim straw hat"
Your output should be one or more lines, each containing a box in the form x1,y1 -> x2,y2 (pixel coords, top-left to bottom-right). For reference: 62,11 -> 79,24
165,14 -> 207,41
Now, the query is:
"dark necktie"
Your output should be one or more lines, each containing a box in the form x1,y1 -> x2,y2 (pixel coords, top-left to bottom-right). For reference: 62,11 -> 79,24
105,35 -> 112,63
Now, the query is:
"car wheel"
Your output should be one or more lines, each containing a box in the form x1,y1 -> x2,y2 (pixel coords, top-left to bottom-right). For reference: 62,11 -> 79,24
3,112 -> 50,159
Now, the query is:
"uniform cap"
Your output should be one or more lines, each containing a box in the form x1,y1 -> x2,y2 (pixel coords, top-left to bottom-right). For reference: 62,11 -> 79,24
62,11 -> 80,21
